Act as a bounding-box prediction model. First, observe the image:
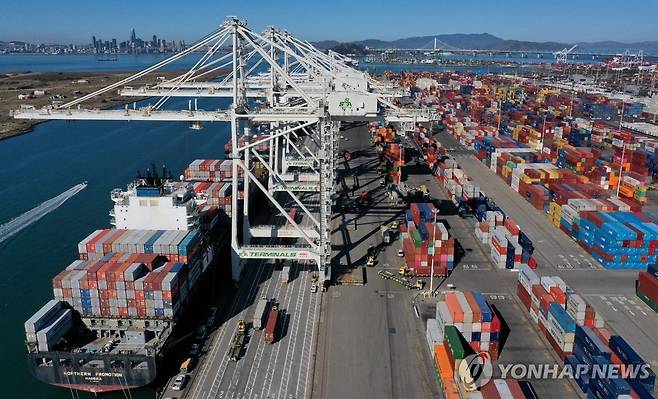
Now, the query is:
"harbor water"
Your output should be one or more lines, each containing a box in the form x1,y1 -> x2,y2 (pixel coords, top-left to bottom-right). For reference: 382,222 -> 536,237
0,92 -> 231,398
0,52 -> 639,398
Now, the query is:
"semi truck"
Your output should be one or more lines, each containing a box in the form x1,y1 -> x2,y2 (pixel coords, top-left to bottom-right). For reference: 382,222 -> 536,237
310,273 -> 319,293
380,225 -> 392,245
252,297 -> 269,330
378,270 -> 424,290
227,320 -> 247,362
264,306 -> 279,344
399,266 -> 448,278
281,264 -> 291,284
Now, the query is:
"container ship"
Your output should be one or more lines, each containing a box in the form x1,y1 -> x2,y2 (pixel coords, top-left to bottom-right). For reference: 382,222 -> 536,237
23,166 -> 236,394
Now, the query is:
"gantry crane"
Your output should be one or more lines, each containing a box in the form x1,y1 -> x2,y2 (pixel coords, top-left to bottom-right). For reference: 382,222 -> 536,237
554,45 -> 577,64
11,17 -> 436,286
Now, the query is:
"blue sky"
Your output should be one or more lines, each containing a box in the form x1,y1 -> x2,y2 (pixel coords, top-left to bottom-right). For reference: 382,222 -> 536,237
1,0 -> 657,44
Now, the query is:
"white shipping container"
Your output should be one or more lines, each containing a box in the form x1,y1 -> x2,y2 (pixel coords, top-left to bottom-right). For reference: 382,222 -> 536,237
493,379 -> 514,399
426,318 -> 444,353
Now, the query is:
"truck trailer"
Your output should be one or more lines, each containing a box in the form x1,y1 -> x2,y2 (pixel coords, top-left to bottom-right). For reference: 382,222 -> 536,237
263,306 -> 279,344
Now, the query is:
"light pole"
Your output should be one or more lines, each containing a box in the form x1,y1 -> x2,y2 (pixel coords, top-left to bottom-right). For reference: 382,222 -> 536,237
616,102 -> 626,198
430,208 -> 439,295
540,112 -> 547,153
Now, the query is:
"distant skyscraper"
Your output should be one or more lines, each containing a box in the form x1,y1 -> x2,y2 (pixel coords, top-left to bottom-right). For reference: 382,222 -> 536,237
152,35 -> 157,47
111,38 -> 117,49
130,28 -> 136,43
92,36 -> 97,49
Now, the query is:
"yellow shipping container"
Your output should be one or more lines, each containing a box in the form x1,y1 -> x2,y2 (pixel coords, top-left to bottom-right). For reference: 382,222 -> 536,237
520,174 -> 539,184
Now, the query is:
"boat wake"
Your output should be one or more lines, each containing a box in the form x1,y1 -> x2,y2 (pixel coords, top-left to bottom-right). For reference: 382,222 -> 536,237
0,182 -> 87,245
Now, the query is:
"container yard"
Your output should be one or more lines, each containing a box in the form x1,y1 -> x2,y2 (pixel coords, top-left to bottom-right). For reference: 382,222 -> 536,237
6,10 -> 658,399
402,71 -> 658,271
517,265 -> 656,398
426,290 -> 548,398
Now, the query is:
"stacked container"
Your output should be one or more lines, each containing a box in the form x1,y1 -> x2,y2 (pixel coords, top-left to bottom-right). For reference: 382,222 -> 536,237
516,265 -> 655,398
578,211 -> 658,269
477,214 -> 536,270
565,326 -> 656,398
426,291 -> 544,398
465,379 -> 538,399
189,181 -> 237,219
184,159 -> 241,181
429,291 -> 501,360
401,203 -> 454,275
431,73 -> 658,272
636,264 -> 658,312
517,265 -> 598,360
78,229 -> 202,264
24,300 -> 73,351
52,258 -> 190,320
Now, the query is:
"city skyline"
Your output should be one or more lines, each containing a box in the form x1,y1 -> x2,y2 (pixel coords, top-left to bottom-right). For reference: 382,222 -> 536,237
0,0 -> 657,45
1,27 -> 187,55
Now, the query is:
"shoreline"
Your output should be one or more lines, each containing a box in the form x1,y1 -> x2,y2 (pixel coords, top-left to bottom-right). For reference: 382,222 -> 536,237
0,69 -> 224,141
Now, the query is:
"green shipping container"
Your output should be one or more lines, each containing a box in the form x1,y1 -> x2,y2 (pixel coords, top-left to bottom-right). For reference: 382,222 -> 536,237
412,230 -> 422,248
637,284 -> 658,313
444,325 -> 466,360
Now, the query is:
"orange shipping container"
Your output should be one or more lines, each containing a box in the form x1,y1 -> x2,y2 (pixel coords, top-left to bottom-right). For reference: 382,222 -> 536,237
444,292 -> 464,323
434,344 -> 454,379
442,379 -> 461,399
464,291 -> 483,323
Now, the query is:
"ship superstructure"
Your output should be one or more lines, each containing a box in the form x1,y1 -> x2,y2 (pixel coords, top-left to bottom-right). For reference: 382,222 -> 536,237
111,174 -> 198,231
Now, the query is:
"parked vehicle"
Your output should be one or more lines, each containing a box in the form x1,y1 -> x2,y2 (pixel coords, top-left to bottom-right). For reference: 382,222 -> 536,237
194,325 -> 207,342
311,274 -> 319,293
227,320 -> 247,362
188,343 -> 200,357
171,374 -> 188,391
264,306 -> 279,344
281,264 -> 291,284
380,225 -> 392,245
252,297 -> 269,330
180,358 -> 195,374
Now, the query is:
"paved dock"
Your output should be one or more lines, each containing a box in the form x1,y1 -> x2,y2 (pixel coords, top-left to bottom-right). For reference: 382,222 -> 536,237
177,125 -> 657,399
313,124 -> 575,398
437,130 -> 658,374
313,124 -> 440,399
402,138 -> 575,398
177,260 -> 319,399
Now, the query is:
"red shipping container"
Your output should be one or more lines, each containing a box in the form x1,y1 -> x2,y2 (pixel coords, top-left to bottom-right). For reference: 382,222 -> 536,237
637,272 -> 658,302
505,379 -> 527,399
86,229 -> 111,253
480,380 -> 502,399
517,282 -> 531,310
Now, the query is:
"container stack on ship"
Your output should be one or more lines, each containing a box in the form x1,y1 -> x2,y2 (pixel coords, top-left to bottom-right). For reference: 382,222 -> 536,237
23,170 -> 227,394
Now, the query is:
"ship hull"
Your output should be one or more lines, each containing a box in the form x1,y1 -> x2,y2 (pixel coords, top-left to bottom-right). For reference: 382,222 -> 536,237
28,351 -> 158,394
